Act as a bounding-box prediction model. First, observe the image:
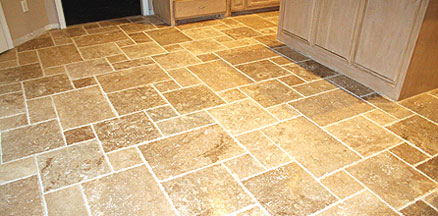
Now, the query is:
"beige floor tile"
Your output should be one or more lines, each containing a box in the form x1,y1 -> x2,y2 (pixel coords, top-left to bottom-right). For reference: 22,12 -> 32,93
390,143 -> 429,165
27,97 -> 56,123
237,207 -> 268,216
255,34 -> 283,48
107,147 -> 143,171
64,125 -> 95,145
53,86 -> 115,129
347,152 -> 436,208
400,94 -> 438,123
221,27 -> 262,40
363,93 -> 413,119
321,170 -> 363,199
154,80 -> 179,92
197,53 -> 220,62
73,77 -> 97,88
327,116 -> 402,157
209,99 -> 276,135
222,38 -> 260,49
267,104 -> 299,120
218,88 -> 247,103
38,44 -> 83,68
387,115 -> 438,155
168,68 -> 201,87
328,75 -> 374,97
17,36 -> 54,52
364,109 -> 398,126
263,117 -> 360,177
0,60 -> 18,69
83,165 -> 176,215
224,154 -> 264,179
140,125 -> 244,179
234,15 -> 276,30
98,18 -> 131,27
1,119 -> 64,162
164,85 -> 224,114
216,44 -> 278,65
163,164 -> 253,215
189,60 -> 253,91
106,54 -> 128,63
162,44 -> 184,52
293,79 -> 337,96
0,176 -> 44,215
285,60 -> 337,81
79,42 -> 122,60
274,46 -> 309,62
0,83 -> 21,94
53,37 -> 73,46
153,50 -> 201,70
50,26 -> 87,38
0,63 -> 43,85
112,57 -> 154,70
115,39 -> 135,47
18,50 -> 38,65
23,74 -> 73,99
147,28 -> 192,46
270,56 -> 293,65
416,157 -> 438,181
181,39 -> 226,55
241,80 -> 302,108
177,19 -> 221,30
425,191 -> 438,208
401,200 -> 438,216
66,58 -> 114,79
44,66 -> 66,76
0,113 -> 27,130
0,92 -> 25,117
157,111 -> 214,135
236,60 -> 289,81
146,105 -> 177,121
121,42 -> 166,59
243,163 -> 336,215
97,64 -> 169,92
279,74 -> 305,87
0,49 -> 17,62
45,185 -> 89,216
120,23 -> 156,33
291,89 -> 373,126
73,30 -> 128,47
0,157 -> 36,184
107,85 -> 166,115
182,27 -> 226,40
318,191 -> 397,216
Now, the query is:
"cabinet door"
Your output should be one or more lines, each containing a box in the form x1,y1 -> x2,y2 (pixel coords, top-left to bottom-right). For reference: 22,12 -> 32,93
246,0 -> 280,9
354,0 -> 421,82
279,0 -> 314,41
231,0 -> 245,11
315,0 -> 362,60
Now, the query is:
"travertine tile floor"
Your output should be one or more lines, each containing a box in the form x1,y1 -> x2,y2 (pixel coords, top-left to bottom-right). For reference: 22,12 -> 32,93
0,11 -> 437,216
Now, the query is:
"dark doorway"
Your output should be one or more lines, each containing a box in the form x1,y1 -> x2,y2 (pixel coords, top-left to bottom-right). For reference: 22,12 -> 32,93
62,0 -> 141,26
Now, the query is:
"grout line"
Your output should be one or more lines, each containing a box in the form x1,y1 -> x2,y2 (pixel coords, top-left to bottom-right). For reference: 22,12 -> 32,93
225,204 -> 260,216
34,156 -> 49,216
90,125 -> 115,173
309,189 -> 367,216
78,184 -> 93,216
94,76 -> 120,117
49,96 -> 68,147
143,110 -> 165,137
388,151 -> 437,185
20,83 -> 31,125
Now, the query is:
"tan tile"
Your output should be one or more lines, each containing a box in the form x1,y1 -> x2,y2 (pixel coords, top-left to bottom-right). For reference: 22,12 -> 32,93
23,74 -> 73,99
2,120 -> 64,162
44,66 -> 66,76
267,104 -> 299,120
220,18 -> 242,27
216,44 -> 278,65
120,23 -> 156,33
108,85 -> 166,115
67,58 -> 112,79
146,105 -> 177,121
164,85 -> 224,114
215,35 -> 234,42
241,80 -> 302,108
50,26 -> 87,38
209,99 -> 276,135
73,77 -> 97,88
279,74 -> 305,87
416,157 -> 438,181
177,19 -> 221,30
162,44 -> 184,52
181,39 -> 226,55
106,54 -> 128,63
154,80 -> 179,92
364,109 -> 398,126
218,88 -> 247,103
94,112 -> 161,152
112,57 -> 154,70
0,157 -> 36,184
0,60 -> 18,69
115,39 -> 135,47
401,200 -> 438,216
318,191 -> 397,216
99,18 -> 131,27
237,207 -> 267,216
347,152 -> 436,208
79,42 -> 122,59
0,176 -> 44,215
157,111 -> 215,135
121,42 -> 166,59
321,170 -> 363,199
274,46 -> 308,62
64,125 -> 95,145
0,92 -> 25,117
285,60 -> 337,81
0,49 -> 17,62
197,53 -> 220,62
222,38 -> 260,48
53,37 -> 73,46
224,154 -> 264,179
153,50 -> 201,70
140,124 -> 243,179
390,143 -> 429,165
53,86 -> 115,129
147,28 -> 192,46
38,44 -> 82,68
189,60 -> 252,91
291,89 -> 373,126
45,186 -> 89,216
183,27 -> 226,40
270,56 -> 293,65
27,97 -> 56,123
18,50 -> 38,65
222,27 -> 262,40
328,75 -> 374,97
17,36 -> 54,52
293,79 -> 337,96
234,15 -> 276,30
168,68 -> 201,87
0,63 -> 43,85
425,191 -> 438,208
97,64 -> 169,92
363,93 -> 413,119
163,164 -> 253,215
0,113 -> 27,130
236,60 -> 290,81
400,94 -> 438,123
0,83 -> 21,94
255,34 -> 283,48
73,30 -> 128,47
83,165 -> 176,215
387,115 -> 438,155
243,163 -> 336,215
107,147 -> 143,171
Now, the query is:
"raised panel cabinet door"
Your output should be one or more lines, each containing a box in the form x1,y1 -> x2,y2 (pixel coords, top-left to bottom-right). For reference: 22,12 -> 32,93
315,0 -> 362,60
354,0 -> 422,82
246,0 -> 280,9
280,0 -> 314,41
231,0 -> 245,11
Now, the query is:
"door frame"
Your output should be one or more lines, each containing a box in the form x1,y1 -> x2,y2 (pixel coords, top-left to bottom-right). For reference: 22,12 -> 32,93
0,1 -> 14,49
55,0 -> 153,29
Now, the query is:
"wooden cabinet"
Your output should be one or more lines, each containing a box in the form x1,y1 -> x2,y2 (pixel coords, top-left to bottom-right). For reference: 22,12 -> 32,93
231,0 -> 279,12
277,0 -> 438,100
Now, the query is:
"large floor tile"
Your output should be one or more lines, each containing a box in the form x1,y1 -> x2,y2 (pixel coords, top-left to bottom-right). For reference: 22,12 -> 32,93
233,15 -> 276,30
38,44 -> 83,68
400,94 -> 438,123
221,26 -> 262,40
241,80 -> 302,107
147,28 -> 192,46
0,92 -> 25,117
285,60 -> 337,81
0,157 -> 36,184
156,111 -> 215,135
236,59 -> 289,81
363,93 -> 413,119
45,186 -> 89,216
23,74 -> 73,99
320,170 -> 363,199
0,176 -> 44,215
78,42 -> 122,59
216,44 -> 278,65
27,97 -> 56,123
121,42 -> 166,59
66,58 -> 113,79
73,30 -> 128,47
0,63 -> 43,85
181,39 -> 226,55
17,36 -> 54,51
152,50 -> 201,70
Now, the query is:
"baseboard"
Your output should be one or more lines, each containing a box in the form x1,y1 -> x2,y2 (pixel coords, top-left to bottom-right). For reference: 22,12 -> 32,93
13,23 -> 60,47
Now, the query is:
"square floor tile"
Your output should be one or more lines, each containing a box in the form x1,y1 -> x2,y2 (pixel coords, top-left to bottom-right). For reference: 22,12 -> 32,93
236,60 -> 290,81
181,39 -> 226,55
27,97 -> 56,123
147,28 -> 192,46
152,50 -> 201,70
216,44 -> 278,65
0,63 -> 42,85
241,80 -> 302,108
0,92 -> 25,117
121,42 -> 166,59
400,94 -> 438,123
66,58 -> 113,79
45,186 -> 89,216
0,176 -> 44,215
38,44 -> 83,68
23,74 -> 73,99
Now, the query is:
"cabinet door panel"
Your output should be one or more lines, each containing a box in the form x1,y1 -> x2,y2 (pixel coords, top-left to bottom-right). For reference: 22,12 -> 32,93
354,0 -> 421,81
280,0 -> 314,41
247,0 -> 280,9
231,0 -> 245,11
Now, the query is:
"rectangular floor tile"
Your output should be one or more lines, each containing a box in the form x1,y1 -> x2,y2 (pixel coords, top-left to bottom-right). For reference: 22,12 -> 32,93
45,185 -> 89,216
284,60 -> 337,81
401,200 -> 438,216
17,36 -> 54,51
0,83 -> 21,95
156,111 -> 215,136
107,147 -> 143,171
152,50 -> 201,70
274,46 -> 309,62
0,64 -> 43,85
181,39 -> 226,55
64,125 -> 95,145
0,113 -> 27,130
182,27 -> 226,40
390,143 -> 429,165
146,28 -> 192,46
233,15 -> 276,30
236,60 -> 290,81
0,92 -> 25,117
328,75 -> 374,97
111,57 -> 154,70
293,79 -> 337,96
224,154 -> 265,179
167,68 -> 201,87
38,44 -> 83,68
216,44 -> 278,65
0,176 -> 44,215
0,157 -> 36,184
221,26 -> 262,40
23,74 -> 73,99
146,105 -> 178,121
416,157 -> 438,182
73,30 -> 128,47
121,42 -> 166,59
363,93 -> 413,119
66,58 -> 113,79
400,94 -> 438,123
241,80 -> 302,107
79,43 -> 122,60
27,97 -> 56,123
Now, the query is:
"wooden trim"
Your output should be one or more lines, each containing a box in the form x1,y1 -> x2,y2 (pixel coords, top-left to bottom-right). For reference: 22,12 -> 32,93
54,0 -> 66,29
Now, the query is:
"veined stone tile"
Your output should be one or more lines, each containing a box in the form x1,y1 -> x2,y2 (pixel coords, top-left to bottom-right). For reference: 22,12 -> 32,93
188,60 -> 252,91
18,50 -> 38,65
263,117 -> 360,177
364,109 -> 398,126
147,28 -> 192,46
140,125 -> 244,179
0,176 -> 44,215
363,93 -> 413,119
23,74 -> 73,99
243,163 -> 336,215
167,68 -> 200,87
320,170 -> 363,199
107,147 -> 143,171
154,80 -> 179,92
401,200 -> 438,216
274,46 -> 308,62
121,42 -> 166,59
0,63 -> 43,85
218,88 -> 247,103
157,111 -> 215,135
73,77 -> 97,88
53,86 -> 115,129
221,27 -> 262,40
255,34 -> 283,48
328,75 -> 374,97
94,112 -> 161,152
111,57 -> 154,70
224,154 -> 265,179
279,74 -> 306,87
236,60 -> 289,81
108,85 -> 166,115
0,92 -> 25,117
241,80 -> 302,108
64,125 -> 95,145
163,165 -> 253,215
79,43 -> 122,59
233,15 -> 276,30
267,104 -> 300,120
45,186 -> 89,216
416,157 -> 438,181
290,89 -> 373,126
182,27 -> 226,40
0,83 -> 21,95
120,23 -> 156,33
0,113 -> 27,130
293,79 -> 337,96
0,157 -> 36,184
38,44 -> 83,68
73,30 -> 128,47
17,36 -> 54,52
390,143 -> 429,165
400,94 -> 438,123
97,64 -> 169,92
83,165 -> 176,215
347,152 -> 436,208
27,96 -> 56,123
285,60 -> 337,81
1,120 -> 64,162
216,44 -> 278,65
181,39 -> 226,55
153,50 -> 201,70
146,105 -> 177,121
